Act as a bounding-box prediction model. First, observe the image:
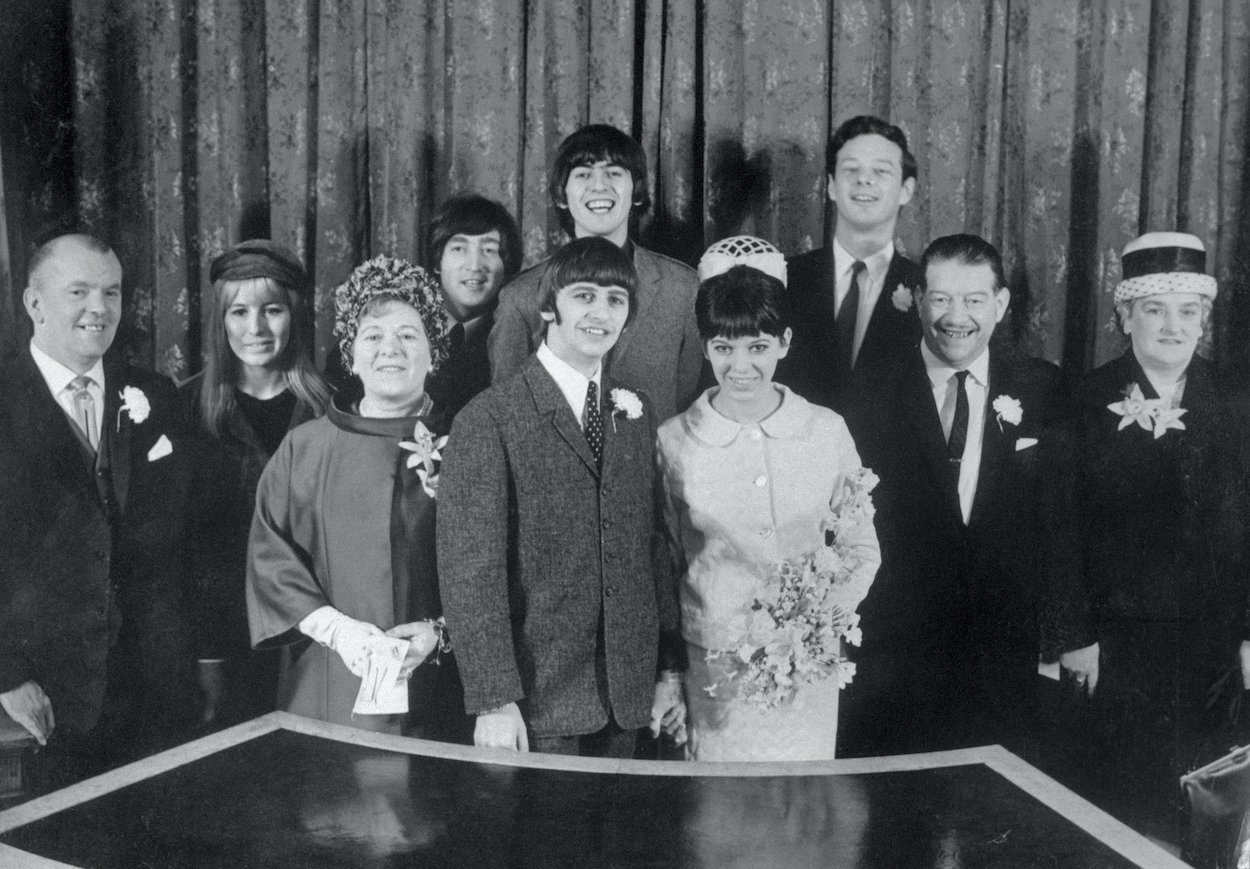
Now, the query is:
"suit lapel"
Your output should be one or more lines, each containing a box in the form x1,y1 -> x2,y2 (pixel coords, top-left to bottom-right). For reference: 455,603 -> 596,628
903,352 -> 963,520
525,362 -> 601,479
861,253 -> 899,355
969,354 -> 1008,528
103,361 -> 132,512
14,349 -> 98,495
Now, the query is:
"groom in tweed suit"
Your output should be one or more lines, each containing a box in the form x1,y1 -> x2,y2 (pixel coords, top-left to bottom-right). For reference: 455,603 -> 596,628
438,237 -> 684,757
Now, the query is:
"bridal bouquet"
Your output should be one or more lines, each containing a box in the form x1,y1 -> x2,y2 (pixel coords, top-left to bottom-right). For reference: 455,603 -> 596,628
705,467 -> 878,712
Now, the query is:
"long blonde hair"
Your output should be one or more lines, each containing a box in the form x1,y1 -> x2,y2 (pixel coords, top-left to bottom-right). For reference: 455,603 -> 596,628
198,276 -> 331,438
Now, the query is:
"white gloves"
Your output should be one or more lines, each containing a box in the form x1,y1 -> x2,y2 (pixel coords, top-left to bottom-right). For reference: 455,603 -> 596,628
299,606 -> 384,677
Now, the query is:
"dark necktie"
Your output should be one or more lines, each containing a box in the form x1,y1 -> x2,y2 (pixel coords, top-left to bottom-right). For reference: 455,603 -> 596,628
837,261 -> 865,371
448,322 -> 466,357
584,380 -> 603,465
947,370 -> 970,467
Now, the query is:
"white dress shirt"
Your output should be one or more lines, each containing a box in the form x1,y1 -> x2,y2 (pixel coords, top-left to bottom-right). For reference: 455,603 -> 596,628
921,342 -> 989,525
537,342 -> 601,430
29,340 -> 106,447
831,237 -> 895,365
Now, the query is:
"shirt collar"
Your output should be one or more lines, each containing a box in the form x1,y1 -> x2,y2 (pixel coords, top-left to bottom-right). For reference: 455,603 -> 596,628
832,237 -> 895,285
29,340 -> 106,396
537,342 -> 601,409
683,384 -> 810,447
920,341 -> 990,391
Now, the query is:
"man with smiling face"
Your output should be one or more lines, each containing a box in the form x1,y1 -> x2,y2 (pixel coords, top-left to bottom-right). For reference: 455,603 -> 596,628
439,237 -> 685,758
0,233 -> 200,787
487,124 -> 702,423
424,193 -> 522,422
780,115 -> 924,412
840,234 -> 1062,758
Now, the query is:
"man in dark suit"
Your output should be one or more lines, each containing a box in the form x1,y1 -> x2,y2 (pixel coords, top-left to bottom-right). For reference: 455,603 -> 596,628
439,237 -> 684,758
840,234 -> 1062,758
424,193 -> 522,422
780,115 -> 923,411
488,124 -> 703,423
0,233 -> 200,786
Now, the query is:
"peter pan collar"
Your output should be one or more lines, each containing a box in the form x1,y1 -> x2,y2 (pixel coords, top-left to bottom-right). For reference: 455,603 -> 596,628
684,384 -> 811,447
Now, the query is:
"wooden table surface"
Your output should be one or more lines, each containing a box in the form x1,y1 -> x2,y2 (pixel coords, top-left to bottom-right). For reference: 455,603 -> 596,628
0,712 -> 1190,868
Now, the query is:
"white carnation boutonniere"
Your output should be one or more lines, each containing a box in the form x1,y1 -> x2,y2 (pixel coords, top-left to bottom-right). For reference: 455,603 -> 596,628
399,420 -> 448,498
992,394 -> 1023,431
609,388 -> 643,431
117,386 -> 151,430
1107,382 -> 1186,440
891,283 -> 914,313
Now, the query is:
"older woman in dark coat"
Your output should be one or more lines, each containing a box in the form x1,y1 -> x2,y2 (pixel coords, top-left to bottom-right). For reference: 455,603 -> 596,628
181,241 -> 331,728
1044,232 -> 1250,849
246,255 -> 471,741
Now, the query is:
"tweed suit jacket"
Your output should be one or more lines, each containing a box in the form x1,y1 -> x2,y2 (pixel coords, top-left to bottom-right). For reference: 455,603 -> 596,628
840,346 -> 1062,750
487,243 -> 702,423
779,246 -> 922,413
0,347 -> 200,736
437,356 -> 681,738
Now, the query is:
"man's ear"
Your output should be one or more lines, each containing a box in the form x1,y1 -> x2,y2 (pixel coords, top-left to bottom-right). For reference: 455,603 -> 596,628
898,176 -> 916,208
23,286 -> 42,324
994,287 -> 1011,323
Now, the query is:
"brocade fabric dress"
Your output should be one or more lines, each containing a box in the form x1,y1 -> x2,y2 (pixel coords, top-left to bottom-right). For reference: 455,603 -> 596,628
246,397 -> 469,740
657,386 -> 880,761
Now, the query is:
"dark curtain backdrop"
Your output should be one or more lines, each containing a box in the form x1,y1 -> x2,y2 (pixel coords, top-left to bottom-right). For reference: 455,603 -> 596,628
3,1 -> 1250,382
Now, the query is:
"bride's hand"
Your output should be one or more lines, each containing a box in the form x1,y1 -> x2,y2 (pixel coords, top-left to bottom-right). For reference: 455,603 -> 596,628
650,671 -> 687,745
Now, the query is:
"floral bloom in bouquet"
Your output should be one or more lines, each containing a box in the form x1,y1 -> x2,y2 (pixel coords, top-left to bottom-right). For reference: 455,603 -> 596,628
705,466 -> 879,712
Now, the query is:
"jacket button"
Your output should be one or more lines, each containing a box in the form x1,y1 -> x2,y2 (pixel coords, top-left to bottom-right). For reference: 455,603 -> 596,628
605,587 -> 615,598
754,475 -> 767,487
602,519 -> 612,530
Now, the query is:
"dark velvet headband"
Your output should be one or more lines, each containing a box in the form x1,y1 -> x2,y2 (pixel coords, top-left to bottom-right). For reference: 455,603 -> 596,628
1121,245 -> 1206,280
210,239 -> 308,292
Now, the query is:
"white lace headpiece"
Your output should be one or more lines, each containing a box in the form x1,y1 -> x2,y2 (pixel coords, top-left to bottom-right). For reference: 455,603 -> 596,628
697,236 -> 787,287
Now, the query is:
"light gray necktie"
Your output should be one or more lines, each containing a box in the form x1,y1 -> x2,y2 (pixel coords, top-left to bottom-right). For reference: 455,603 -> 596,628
69,374 -> 99,452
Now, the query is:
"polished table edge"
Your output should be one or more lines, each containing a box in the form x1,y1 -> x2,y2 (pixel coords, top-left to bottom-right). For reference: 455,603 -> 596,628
0,712 -> 1192,869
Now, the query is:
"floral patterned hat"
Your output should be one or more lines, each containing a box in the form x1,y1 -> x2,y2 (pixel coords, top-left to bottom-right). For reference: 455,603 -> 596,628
1113,231 -> 1217,304
333,254 -> 451,371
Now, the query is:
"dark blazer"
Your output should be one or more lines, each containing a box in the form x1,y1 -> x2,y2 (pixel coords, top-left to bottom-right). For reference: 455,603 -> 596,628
1042,352 -> 1250,655
841,345 -> 1063,754
426,311 -> 494,423
437,357 -> 681,738
0,348 -> 200,738
487,244 -> 703,422
779,246 -> 922,412
179,376 -> 316,660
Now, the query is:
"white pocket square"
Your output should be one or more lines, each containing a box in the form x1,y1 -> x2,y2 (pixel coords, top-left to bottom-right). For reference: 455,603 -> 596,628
147,434 -> 173,462
1015,437 -> 1038,451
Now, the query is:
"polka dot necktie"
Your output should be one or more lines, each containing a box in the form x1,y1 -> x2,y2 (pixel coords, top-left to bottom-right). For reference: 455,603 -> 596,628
584,380 -> 603,466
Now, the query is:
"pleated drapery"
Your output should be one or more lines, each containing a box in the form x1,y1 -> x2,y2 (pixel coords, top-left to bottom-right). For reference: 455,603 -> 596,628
2,1 -> 1249,382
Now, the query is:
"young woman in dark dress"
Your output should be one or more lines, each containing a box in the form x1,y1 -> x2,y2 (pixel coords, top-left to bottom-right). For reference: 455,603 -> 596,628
180,240 -> 331,728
